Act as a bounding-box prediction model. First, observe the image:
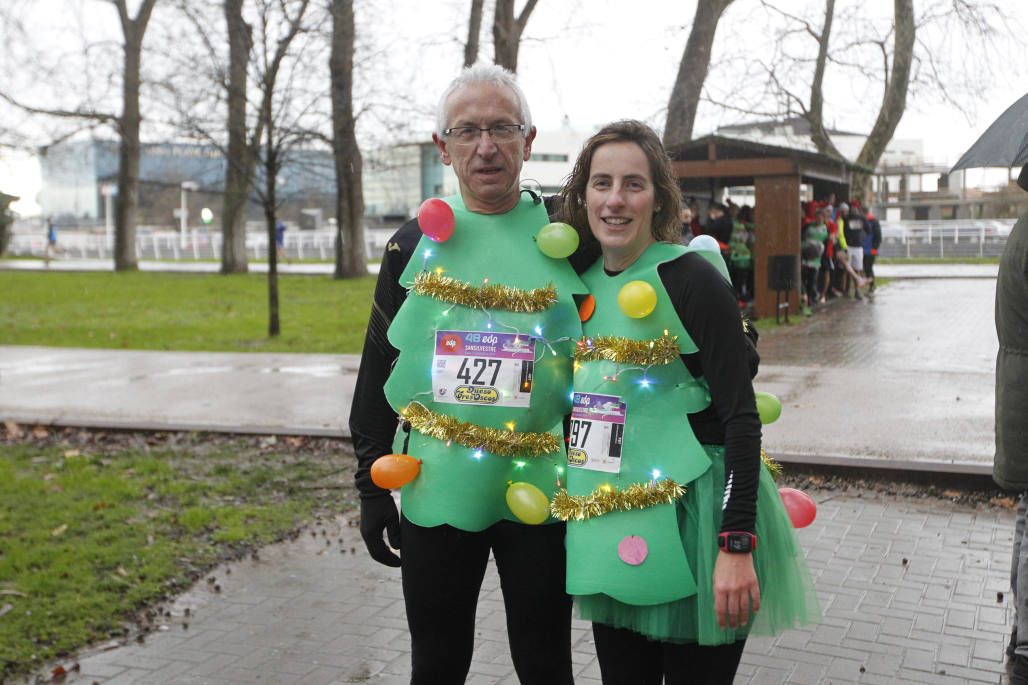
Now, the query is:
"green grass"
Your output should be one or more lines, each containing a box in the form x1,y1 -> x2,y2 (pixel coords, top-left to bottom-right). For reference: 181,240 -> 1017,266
0,271 -> 376,353
0,435 -> 352,679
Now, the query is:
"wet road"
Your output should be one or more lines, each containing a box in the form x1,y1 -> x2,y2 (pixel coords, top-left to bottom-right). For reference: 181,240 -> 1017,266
757,277 -> 996,471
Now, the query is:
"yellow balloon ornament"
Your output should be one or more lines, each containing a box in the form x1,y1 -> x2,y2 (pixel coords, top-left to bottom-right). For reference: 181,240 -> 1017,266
617,280 -> 657,318
505,481 -> 551,525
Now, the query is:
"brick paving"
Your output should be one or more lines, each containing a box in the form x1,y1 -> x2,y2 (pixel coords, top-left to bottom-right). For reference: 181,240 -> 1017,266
19,490 -> 1014,685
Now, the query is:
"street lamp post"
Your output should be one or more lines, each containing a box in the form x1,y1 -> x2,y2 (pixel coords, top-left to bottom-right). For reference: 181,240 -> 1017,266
180,181 -> 199,249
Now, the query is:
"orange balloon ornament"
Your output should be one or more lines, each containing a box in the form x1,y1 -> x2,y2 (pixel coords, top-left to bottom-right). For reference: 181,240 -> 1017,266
370,453 -> 422,489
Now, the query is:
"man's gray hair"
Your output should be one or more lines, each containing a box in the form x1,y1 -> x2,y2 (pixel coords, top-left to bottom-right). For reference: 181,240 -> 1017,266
435,63 -> 533,138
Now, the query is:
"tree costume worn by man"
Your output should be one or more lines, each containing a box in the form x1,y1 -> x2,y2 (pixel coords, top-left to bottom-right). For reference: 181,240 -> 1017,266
556,242 -> 818,647
351,190 -> 585,683
995,165 -> 1028,684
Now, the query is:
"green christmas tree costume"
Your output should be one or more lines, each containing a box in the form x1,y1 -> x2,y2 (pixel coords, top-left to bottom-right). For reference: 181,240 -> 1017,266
565,242 -> 819,644
384,193 -> 586,532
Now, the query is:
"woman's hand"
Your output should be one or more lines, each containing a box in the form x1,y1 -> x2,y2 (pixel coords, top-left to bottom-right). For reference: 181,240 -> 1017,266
713,550 -> 761,630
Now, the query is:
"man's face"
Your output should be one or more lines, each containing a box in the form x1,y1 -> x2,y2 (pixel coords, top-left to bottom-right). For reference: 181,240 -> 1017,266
433,83 -> 535,215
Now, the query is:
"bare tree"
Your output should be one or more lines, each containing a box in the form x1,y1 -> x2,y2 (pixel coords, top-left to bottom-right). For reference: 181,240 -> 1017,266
492,0 -> 538,72
805,0 -> 844,159
252,0 -> 312,336
850,0 -> 914,198
222,0 -> 254,274
330,0 -> 366,280
464,0 -> 484,67
662,0 -> 735,148
0,0 -> 158,271
111,0 -> 159,271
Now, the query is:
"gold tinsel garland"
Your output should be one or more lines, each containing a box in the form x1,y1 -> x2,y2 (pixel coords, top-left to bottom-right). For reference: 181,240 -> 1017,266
574,333 -> 680,366
402,402 -> 561,458
410,271 -> 558,313
549,478 -> 685,521
761,448 -> 781,480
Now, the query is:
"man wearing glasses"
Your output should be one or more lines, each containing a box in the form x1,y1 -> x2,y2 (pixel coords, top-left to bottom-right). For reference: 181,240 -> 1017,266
349,64 -> 577,684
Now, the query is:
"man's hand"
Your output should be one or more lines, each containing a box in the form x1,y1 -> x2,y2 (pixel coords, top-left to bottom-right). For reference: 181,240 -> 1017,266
359,494 -> 401,567
713,550 -> 760,629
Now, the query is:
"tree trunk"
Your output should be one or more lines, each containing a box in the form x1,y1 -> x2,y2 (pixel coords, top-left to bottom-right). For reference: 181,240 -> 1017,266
112,0 -> 157,272
330,0 -> 367,279
806,0 -> 844,159
264,115 -> 280,337
492,0 -> 538,73
663,0 -> 734,149
222,0 -> 252,274
852,0 -> 915,200
464,0 -> 484,68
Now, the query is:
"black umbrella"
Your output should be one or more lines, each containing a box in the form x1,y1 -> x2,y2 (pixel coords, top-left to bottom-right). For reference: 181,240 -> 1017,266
951,92 -> 1028,181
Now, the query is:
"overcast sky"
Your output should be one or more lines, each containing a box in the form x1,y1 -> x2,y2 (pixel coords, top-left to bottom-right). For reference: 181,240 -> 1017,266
3,0 -> 1027,217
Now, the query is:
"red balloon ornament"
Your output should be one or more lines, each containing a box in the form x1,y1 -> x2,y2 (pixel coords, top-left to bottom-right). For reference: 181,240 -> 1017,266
370,453 -> 422,489
778,487 -> 817,528
417,198 -> 455,242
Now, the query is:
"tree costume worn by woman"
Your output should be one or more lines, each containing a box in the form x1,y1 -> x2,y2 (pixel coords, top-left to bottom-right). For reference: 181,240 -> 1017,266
556,241 -> 818,644
384,193 -> 586,530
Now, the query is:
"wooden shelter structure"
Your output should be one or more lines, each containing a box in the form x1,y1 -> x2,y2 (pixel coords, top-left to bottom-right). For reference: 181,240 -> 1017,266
668,136 -> 868,319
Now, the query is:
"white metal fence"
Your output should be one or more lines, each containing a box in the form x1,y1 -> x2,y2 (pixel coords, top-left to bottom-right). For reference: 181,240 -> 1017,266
878,219 -> 1015,258
6,225 -> 396,262
6,219 -> 1015,261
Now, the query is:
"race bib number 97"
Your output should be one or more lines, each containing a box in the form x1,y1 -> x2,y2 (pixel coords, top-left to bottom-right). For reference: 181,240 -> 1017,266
432,330 -> 535,407
567,392 -> 625,474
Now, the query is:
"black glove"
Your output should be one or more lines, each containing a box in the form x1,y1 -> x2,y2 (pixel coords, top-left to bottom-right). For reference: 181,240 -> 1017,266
359,493 -> 401,567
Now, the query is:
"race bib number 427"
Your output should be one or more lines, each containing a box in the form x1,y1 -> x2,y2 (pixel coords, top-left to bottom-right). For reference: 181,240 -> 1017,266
567,392 -> 626,474
432,330 -> 535,407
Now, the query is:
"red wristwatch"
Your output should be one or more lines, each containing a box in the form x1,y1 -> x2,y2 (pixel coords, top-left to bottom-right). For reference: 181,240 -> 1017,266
718,532 -> 757,553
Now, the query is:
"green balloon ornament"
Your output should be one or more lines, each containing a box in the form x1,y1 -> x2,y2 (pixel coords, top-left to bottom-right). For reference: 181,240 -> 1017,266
617,280 -> 658,318
505,481 -> 550,525
536,222 -> 580,259
755,391 -> 782,424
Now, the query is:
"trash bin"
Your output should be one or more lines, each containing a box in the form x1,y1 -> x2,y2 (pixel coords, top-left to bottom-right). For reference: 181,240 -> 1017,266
767,254 -> 799,291
766,254 -> 799,323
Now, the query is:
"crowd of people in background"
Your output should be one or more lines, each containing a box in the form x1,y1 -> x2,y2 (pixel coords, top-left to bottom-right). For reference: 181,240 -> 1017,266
800,195 -> 882,315
680,193 -> 882,316
680,197 -> 756,306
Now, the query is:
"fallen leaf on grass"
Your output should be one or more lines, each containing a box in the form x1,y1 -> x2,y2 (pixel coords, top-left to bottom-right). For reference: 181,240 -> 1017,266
93,502 -> 109,511
51,665 -> 66,681
51,524 -> 68,536
991,497 -> 1018,509
62,449 -> 81,458
285,436 -> 305,447
3,420 -> 23,438
117,567 -> 128,577
0,603 -> 13,616
32,425 -> 48,439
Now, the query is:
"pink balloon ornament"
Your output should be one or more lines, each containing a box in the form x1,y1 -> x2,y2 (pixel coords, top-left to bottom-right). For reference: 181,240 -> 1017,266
778,487 -> 817,528
417,198 -> 455,242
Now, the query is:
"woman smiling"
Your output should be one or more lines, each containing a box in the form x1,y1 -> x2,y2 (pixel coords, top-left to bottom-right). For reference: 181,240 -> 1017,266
556,120 -> 818,684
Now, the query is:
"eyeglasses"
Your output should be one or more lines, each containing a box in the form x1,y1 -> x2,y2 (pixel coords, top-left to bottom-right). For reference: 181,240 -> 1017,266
443,124 -> 526,145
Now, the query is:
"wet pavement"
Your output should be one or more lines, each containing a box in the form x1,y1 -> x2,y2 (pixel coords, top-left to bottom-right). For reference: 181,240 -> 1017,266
1,260 -> 1012,684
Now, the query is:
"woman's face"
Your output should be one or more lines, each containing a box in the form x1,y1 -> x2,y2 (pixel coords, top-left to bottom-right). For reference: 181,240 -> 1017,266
585,141 -> 657,269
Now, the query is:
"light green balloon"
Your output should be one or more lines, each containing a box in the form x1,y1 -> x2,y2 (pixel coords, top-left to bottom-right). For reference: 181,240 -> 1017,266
755,391 -> 782,424
536,222 -> 580,259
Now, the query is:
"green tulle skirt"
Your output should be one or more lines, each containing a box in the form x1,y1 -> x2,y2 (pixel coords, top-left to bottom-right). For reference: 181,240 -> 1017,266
575,445 -> 821,644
